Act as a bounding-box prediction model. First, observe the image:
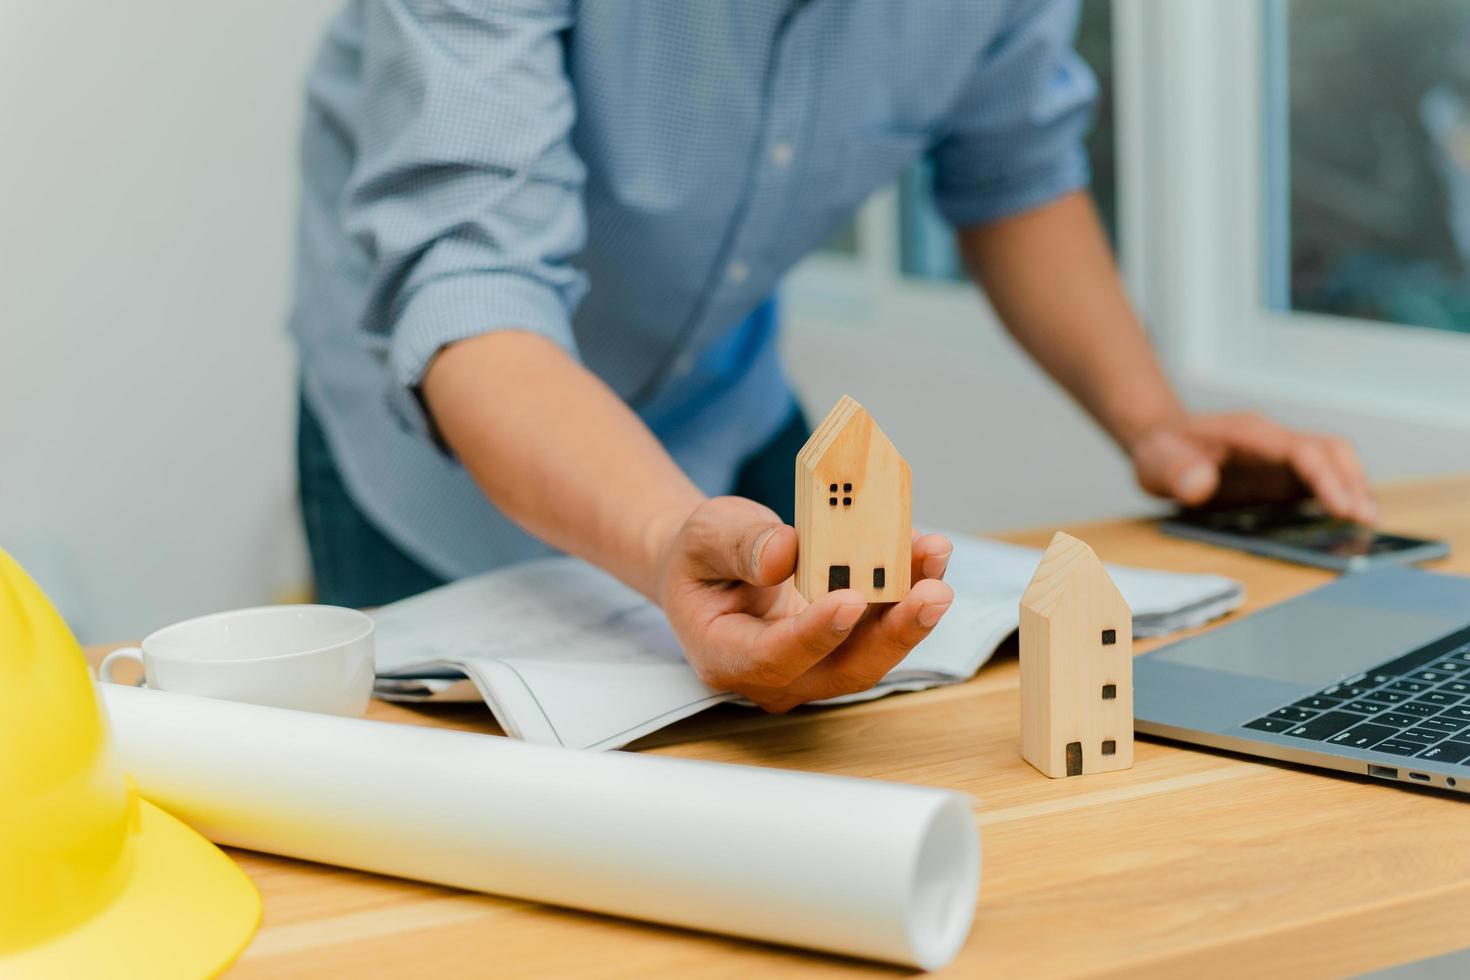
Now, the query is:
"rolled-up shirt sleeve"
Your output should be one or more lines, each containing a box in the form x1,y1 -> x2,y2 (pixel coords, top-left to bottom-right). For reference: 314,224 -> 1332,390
345,0 -> 587,436
929,0 -> 1098,229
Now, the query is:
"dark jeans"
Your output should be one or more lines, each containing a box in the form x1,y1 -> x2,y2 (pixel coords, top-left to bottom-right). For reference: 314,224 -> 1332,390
298,397 -> 810,608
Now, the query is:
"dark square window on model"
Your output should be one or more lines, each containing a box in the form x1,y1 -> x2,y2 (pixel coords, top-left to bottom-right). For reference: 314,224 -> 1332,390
828,565 -> 850,591
1101,628 -> 1117,646
1101,684 -> 1117,700
1101,739 -> 1117,756
872,567 -> 885,589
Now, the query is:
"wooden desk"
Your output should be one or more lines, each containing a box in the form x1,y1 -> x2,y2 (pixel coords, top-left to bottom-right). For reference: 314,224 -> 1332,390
92,477 -> 1470,978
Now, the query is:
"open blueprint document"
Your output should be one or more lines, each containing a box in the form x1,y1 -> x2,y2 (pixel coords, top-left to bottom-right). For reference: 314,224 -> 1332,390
370,534 -> 1244,751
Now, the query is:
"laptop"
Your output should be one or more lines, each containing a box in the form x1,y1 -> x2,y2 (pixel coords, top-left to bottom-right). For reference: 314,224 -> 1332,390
1135,565 -> 1470,794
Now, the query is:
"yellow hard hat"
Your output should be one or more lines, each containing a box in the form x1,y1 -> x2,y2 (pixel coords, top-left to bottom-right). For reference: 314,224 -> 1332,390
0,548 -> 261,978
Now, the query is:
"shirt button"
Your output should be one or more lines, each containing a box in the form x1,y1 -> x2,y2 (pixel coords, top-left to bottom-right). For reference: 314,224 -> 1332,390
727,259 -> 749,284
770,142 -> 794,169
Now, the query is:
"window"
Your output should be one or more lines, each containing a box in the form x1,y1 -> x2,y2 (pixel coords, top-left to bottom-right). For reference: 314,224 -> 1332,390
828,565 -> 850,591
1121,2 -> 1470,425
898,0 -> 1118,281
827,481 -> 853,507
1101,628 -> 1117,646
873,567 -> 886,589
1268,0 -> 1470,334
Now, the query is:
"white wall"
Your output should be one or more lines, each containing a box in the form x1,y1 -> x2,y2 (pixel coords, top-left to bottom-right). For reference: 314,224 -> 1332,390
0,2 -> 340,640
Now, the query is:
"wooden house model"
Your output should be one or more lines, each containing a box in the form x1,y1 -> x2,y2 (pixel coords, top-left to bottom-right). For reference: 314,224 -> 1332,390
794,396 -> 912,603
1019,532 -> 1134,778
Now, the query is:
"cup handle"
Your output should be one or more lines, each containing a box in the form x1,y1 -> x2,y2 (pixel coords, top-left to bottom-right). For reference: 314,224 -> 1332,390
99,647 -> 146,686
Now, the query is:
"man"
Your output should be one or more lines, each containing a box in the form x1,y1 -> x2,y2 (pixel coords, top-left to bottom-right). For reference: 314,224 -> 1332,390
290,1 -> 1373,713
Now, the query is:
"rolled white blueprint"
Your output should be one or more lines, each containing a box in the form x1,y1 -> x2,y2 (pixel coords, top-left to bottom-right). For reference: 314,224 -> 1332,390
101,686 -> 979,969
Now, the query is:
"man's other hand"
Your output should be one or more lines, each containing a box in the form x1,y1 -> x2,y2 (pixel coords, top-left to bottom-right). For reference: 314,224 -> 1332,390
656,496 -> 954,713
1130,412 -> 1375,523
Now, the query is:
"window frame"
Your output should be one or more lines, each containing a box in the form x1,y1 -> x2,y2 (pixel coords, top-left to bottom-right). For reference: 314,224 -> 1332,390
1124,0 -> 1470,427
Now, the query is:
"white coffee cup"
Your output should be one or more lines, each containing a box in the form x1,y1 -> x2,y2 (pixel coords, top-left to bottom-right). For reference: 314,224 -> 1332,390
99,604 -> 376,717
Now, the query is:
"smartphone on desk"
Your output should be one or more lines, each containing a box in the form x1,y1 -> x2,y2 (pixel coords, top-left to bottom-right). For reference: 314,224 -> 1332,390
1159,502 -> 1449,572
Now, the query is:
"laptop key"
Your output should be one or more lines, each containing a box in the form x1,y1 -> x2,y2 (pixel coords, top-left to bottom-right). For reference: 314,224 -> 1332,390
1399,701 -> 1442,716
1371,739 -> 1424,756
1430,660 -> 1469,673
1292,696 -> 1343,711
1411,670 -> 1449,684
1243,716 -> 1294,734
1284,711 -> 1366,741
1318,684 -> 1370,700
1329,723 -> 1398,749
1343,700 -> 1388,715
1444,681 -> 1470,695
1394,728 -> 1443,745
1269,707 -> 1318,722
1418,691 -> 1464,706
1363,690 -> 1408,704
1416,741 -> 1470,765
1417,716 -> 1469,735
1388,680 -> 1432,694
1441,706 -> 1470,722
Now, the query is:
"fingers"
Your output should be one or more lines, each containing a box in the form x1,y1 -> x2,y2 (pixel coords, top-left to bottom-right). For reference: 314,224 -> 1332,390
746,589 -> 867,686
911,532 -> 953,582
1322,436 -> 1377,523
713,578 -> 956,713
696,588 -> 863,692
680,496 -> 795,586
1285,439 -> 1356,520
1131,429 -> 1221,506
750,524 -> 800,585
813,578 -> 955,696
1199,414 -> 1374,522
1189,412 -> 1295,461
1154,413 -> 1375,523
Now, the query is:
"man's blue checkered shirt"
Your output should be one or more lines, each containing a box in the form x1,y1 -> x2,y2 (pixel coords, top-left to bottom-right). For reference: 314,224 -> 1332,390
290,0 -> 1096,579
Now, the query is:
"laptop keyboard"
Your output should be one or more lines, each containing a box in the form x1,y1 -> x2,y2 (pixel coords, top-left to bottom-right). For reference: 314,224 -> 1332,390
1243,624 -> 1470,766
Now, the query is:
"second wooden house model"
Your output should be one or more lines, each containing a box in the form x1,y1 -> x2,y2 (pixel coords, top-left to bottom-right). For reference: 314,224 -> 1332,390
1019,532 -> 1135,778
795,396 -> 912,604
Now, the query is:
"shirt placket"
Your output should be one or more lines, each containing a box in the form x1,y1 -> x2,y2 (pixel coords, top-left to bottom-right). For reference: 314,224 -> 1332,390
668,7 -> 818,379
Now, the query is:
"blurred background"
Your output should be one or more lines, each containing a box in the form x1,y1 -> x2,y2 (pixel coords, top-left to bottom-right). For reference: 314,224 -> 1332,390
3,0 -> 1468,641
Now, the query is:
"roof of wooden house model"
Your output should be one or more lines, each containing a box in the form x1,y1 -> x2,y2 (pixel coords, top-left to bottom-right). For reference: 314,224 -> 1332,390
1020,531 -> 1121,616
796,395 -> 898,472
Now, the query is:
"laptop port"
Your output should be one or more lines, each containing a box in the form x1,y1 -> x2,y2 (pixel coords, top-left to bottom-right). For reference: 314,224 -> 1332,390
1367,765 -> 1398,779
1408,772 -> 1431,782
